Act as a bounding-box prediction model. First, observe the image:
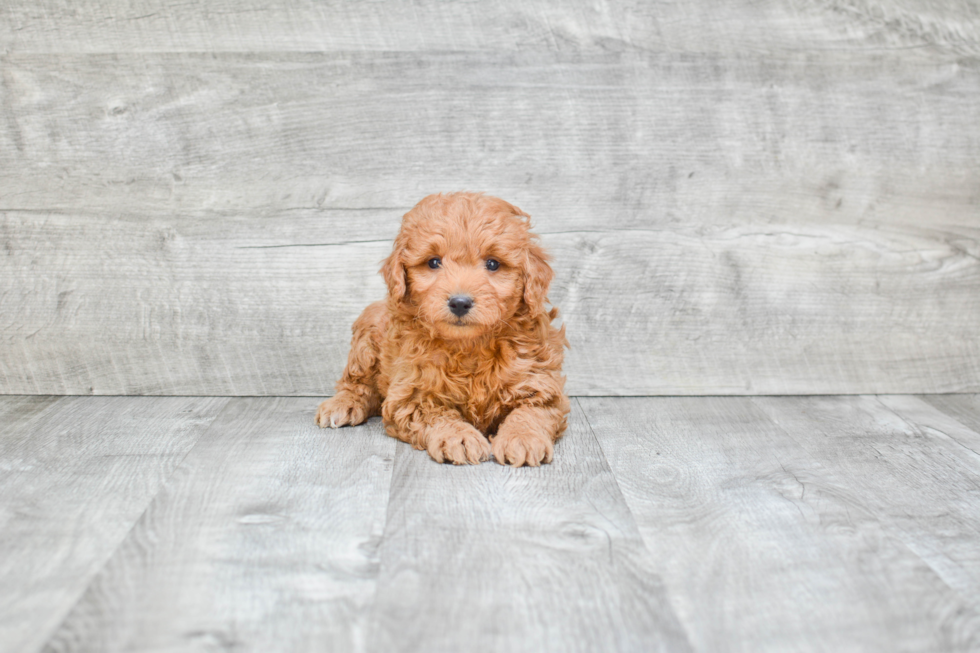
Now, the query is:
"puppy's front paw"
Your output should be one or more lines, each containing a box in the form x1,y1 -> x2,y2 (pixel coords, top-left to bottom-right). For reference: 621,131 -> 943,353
316,393 -> 370,428
491,428 -> 554,467
426,423 -> 491,465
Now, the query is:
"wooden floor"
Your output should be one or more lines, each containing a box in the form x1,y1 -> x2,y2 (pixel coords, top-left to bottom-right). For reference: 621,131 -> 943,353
2,394 -> 979,652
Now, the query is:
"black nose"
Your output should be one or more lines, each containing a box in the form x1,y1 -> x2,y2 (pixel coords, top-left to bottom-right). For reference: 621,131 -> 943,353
448,295 -> 474,317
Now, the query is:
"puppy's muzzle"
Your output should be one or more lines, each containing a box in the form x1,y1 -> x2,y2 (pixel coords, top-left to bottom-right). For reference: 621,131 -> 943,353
448,295 -> 474,317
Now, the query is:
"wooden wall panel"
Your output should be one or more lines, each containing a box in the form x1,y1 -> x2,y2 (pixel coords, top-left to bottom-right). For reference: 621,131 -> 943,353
1,52 -> 977,222
3,1 -> 978,55
2,210 -> 977,395
1,4 -> 978,395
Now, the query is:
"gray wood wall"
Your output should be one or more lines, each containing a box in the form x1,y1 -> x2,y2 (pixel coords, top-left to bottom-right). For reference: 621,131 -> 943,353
2,1 -> 978,396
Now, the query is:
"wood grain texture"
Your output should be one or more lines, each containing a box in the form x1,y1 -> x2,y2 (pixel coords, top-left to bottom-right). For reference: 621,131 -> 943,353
752,395 -> 980,650
2,51 -> 977,220
580,396 -> 980,653
919,394 -> 980,446
0,394 -> 61,431
3,395 -> 979,652
0,210 -> 391,395
2,210 -> 977,395
2,7 -> 979,396
873,394 -> 980,598
0,395 -> 228,653
40,398 -> 396,653
365,400 -> 691,653
1,0 -> 978,54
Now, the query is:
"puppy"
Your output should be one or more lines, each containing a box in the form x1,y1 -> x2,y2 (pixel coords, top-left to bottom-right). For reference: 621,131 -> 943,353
315,192 -> 569,466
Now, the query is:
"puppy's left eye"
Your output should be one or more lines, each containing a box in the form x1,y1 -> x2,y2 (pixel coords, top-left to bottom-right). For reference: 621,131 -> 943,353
485,258 -> 500,271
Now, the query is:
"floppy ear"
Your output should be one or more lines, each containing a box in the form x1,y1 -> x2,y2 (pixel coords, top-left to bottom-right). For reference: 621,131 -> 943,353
522,239 -> 554,316
380,243 -> 408,302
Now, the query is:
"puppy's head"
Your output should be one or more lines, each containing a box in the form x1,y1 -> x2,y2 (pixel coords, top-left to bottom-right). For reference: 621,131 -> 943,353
381,192 -> 553,340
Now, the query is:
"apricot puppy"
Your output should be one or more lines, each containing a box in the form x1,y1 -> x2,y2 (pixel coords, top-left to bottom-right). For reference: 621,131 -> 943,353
316,192 -> 569,466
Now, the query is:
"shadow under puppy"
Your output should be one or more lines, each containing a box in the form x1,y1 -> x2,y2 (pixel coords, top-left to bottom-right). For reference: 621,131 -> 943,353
316,192 -> 569,466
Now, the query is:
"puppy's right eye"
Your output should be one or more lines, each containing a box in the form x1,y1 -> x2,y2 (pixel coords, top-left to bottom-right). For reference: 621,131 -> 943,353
427,258 -> 442,269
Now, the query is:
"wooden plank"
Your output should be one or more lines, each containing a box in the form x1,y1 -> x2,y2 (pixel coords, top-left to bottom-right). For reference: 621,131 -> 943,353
581,396 -> 980,652
41,398 -> 396,653
0,395 -> 228,653
554,220 -> 980,395
2,209 -> 977,395
918,394 -> 980,448
0,394 -> 61,429
365,400 -> 690,653
1,51 -> 977,223
0,210 -> 391,395
872,394 -> 980,598
752,395 -> 980,647
2,0 -> 977,54
881,394 -> 980,468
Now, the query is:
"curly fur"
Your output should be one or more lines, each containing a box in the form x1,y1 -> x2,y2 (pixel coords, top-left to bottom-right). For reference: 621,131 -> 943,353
316,192 -> 569,466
